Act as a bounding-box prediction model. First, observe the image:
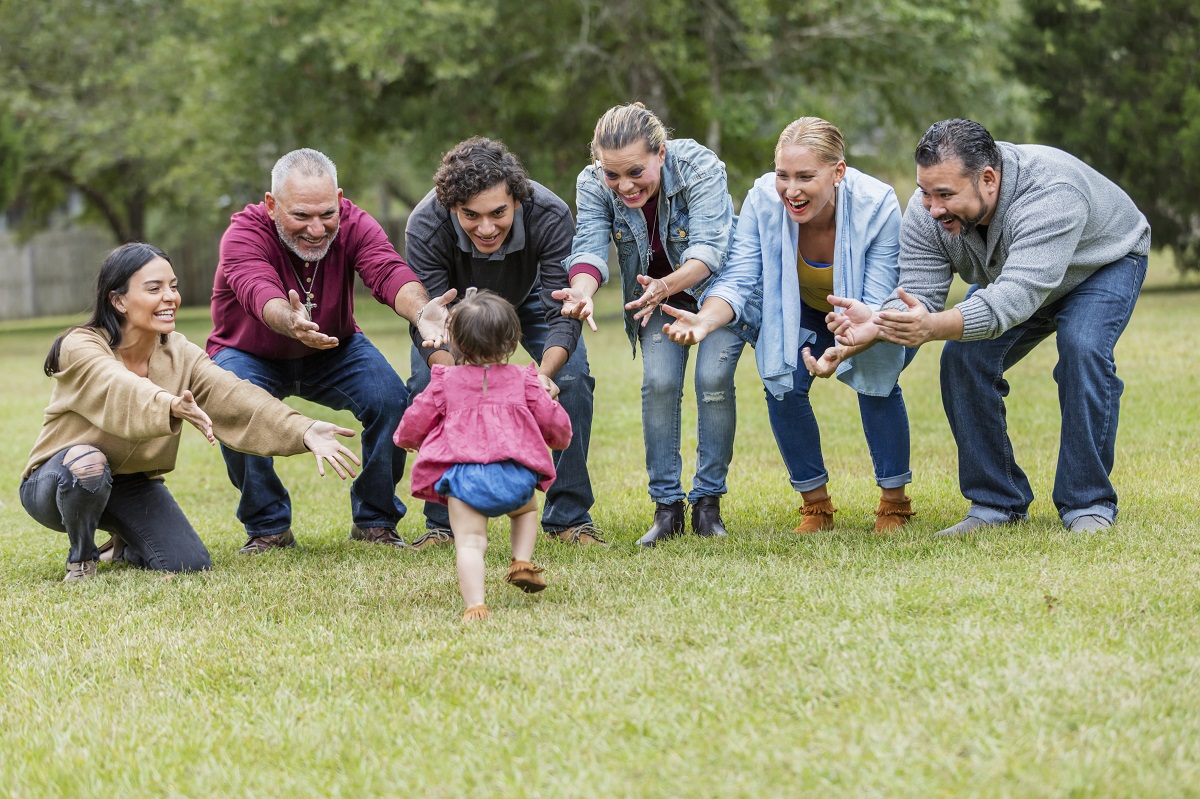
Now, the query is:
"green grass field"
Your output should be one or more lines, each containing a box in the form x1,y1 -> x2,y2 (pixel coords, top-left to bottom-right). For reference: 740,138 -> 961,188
1,256 -> 1198,797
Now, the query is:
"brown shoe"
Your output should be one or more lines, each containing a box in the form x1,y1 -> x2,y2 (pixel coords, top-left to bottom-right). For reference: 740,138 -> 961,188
874,495 -> 915,533
793,495 -> 836,534
504,559 -> 547,593
98,535 -> 125,564
349,524 -> 407,547
546,523 -> 607,545
462,604 -> 490,622
64,560 -> 99,582
238,529 -> 296,555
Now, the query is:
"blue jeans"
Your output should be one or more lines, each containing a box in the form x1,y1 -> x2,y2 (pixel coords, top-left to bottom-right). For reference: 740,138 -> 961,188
21,447 -> 211,571
940,253 -> 1147,526
408,291 -> 595,532
638,306 -> 746,504
766,302 -> 913,492
214,333 -> 408,536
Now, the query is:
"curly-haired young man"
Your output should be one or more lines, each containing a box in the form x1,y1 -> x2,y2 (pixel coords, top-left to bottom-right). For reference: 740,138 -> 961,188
403,137 -> 603,547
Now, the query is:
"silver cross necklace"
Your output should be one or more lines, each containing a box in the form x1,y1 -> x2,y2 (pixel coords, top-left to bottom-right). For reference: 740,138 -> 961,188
290,256 -> 324,316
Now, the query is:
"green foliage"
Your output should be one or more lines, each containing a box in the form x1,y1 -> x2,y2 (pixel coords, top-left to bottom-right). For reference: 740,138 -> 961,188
0,0 -> 1029,247
1010,0 -> 1200,271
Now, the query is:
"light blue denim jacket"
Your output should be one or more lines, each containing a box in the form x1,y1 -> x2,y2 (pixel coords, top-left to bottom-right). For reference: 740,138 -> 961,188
704,167 -> 906,399
567,138 -> 758,351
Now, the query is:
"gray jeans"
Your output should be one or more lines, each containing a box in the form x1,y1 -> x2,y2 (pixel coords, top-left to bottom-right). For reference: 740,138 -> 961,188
21,447 -> 211,571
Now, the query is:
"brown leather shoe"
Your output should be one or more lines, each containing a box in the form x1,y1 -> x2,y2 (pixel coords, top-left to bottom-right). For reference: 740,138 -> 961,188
874,495 -> 915,533
410,528 -> 454,549
64,560 -> 99,582
504,559 -> 547,593
238,529 -> 296,555
546,523 -> 607,545
349,524 -> 407,547
793,495 -> 836,534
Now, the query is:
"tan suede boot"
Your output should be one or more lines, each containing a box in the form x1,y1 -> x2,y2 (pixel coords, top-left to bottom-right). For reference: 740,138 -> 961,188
504,559 -> 547,593
462,604 -> 490,622
793,495 -> 836,534
874,495 -> 915,533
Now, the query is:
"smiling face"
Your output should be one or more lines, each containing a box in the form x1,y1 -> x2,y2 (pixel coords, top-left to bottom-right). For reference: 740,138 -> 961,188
916,157 -> 999,235
775,144 -> 846,226
597,142 -> 666,209
111,256 -> 179,335
453,182 -> 519,255
265,174 -> 342,261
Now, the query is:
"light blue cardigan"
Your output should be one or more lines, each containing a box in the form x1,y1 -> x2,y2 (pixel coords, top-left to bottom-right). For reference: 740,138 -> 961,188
704,167 -> 906,399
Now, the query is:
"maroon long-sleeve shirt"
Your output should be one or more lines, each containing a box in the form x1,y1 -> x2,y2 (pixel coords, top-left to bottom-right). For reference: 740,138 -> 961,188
207,199 -> 420,360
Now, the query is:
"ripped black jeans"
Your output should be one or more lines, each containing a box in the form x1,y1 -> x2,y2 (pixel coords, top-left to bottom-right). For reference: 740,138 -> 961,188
20,447 -> 211,571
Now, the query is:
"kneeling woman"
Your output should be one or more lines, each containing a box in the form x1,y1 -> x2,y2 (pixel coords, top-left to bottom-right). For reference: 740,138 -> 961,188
665,117 -> 916,532
21,243 -> 360,580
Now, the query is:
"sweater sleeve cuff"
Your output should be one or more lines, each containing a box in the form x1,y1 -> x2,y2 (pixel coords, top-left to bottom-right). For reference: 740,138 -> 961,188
375,270 -> 421,309
956,297 -> 995,341
566,254 -> 609,285
568,263 -> 604,286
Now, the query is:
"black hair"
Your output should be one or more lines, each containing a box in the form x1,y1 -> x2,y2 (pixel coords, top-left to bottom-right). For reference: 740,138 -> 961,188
434,137 -> 533,210
914,119 -> 1002,178
44,242 -> 171,376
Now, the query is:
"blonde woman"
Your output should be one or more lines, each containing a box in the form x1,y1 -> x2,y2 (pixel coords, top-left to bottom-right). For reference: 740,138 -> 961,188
665,118 -> 916,533
555,103 -> 755,545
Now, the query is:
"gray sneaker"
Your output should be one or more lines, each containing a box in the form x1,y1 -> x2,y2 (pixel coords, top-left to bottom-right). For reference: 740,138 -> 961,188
934,516 -> 1006,538
64,560 -> 99,582
1067,514 -> 1111,533
410,528 -> 454,550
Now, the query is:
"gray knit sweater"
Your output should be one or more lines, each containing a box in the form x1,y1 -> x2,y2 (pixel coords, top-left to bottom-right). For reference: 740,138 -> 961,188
886,142 -> 1150,340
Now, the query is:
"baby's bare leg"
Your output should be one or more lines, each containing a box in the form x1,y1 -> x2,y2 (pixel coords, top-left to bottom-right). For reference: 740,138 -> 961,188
506,498 -> 539,563
448,497 -> 489,609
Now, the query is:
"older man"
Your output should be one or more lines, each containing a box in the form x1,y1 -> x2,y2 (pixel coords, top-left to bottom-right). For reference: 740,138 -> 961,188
831,119 -> 1149,536
207,148 -> 451,552
402,137 -> 602,547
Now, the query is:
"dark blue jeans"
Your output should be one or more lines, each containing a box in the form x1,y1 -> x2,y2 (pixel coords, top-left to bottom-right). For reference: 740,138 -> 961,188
765,302 -> 914,492
940,253 -> 1147,526
214,333 -> 408,536
408,291 -> 595,532
21,447 -> 211,571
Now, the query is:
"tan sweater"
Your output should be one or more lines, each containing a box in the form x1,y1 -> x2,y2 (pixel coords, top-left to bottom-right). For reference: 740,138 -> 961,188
23,328 -> 314,479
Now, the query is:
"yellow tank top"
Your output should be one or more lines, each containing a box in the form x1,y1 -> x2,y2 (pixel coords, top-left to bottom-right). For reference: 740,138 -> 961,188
797,250 -> 834,311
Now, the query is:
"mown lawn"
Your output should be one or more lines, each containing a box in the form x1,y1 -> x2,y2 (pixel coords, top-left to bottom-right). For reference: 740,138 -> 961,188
1,255 -> 1197,797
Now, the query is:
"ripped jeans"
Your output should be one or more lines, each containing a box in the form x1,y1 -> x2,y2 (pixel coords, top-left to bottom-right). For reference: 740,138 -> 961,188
20,447 -> 211,571
638,306 -> 746,504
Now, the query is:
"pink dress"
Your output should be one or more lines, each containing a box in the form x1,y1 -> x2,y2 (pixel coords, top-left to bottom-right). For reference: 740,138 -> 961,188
394,363 -> 572,506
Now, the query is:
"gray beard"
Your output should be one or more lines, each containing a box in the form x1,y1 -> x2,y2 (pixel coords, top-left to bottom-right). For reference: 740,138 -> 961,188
275,218 -> 339,262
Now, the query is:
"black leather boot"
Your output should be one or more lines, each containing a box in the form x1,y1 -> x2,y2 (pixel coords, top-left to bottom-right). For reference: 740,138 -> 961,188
637,501 -> 685,547
691,496 -> 728,537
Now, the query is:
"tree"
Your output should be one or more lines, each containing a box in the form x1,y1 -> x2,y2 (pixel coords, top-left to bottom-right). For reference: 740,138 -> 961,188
1010,0 -> 1200,271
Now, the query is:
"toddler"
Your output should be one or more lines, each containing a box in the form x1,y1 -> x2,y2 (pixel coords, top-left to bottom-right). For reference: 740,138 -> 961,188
395,289 -> 572,621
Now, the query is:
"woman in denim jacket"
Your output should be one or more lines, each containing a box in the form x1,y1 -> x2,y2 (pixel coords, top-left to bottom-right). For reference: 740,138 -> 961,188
555,103 -> 755,546
664,117 -> 917,533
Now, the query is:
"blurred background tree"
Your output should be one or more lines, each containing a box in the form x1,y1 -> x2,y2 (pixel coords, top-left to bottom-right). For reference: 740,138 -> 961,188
1010,0 -> 1200,272
1,0 -> 1191,284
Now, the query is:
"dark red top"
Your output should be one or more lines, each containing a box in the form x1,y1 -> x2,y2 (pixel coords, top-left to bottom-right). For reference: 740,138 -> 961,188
207,199 -> 420,360
642,195 -> 695,309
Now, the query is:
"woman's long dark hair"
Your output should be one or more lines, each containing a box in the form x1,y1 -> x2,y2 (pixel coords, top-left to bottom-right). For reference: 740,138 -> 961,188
43,243 -> 171,376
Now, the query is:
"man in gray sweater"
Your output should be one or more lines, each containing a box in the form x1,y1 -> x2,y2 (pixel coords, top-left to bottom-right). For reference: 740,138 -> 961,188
830,119 -> 1150,536
403,137 -> 601,547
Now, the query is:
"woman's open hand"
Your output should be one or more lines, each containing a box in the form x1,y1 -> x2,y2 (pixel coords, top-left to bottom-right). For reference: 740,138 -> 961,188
303,422 -> 361,479
170,390 -> 215,444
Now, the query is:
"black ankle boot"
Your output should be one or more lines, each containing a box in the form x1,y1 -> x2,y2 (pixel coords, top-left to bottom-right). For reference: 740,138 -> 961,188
637,501 -> 685,547
691,496 -> 728,537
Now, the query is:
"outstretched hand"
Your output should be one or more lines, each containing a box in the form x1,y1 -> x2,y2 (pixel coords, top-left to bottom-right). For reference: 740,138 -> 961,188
625,274 -> 671,326
802,345 -> 844,379
826,294 -> 882,348
661,304 -> 711,346
285,290 -> 340,349
551,285 -> 599,331
417,288 -> 457,348
873,288 -> 934,347
538,373 -> 561,400
171,390 -> 215,444
302,421 -> 361,479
